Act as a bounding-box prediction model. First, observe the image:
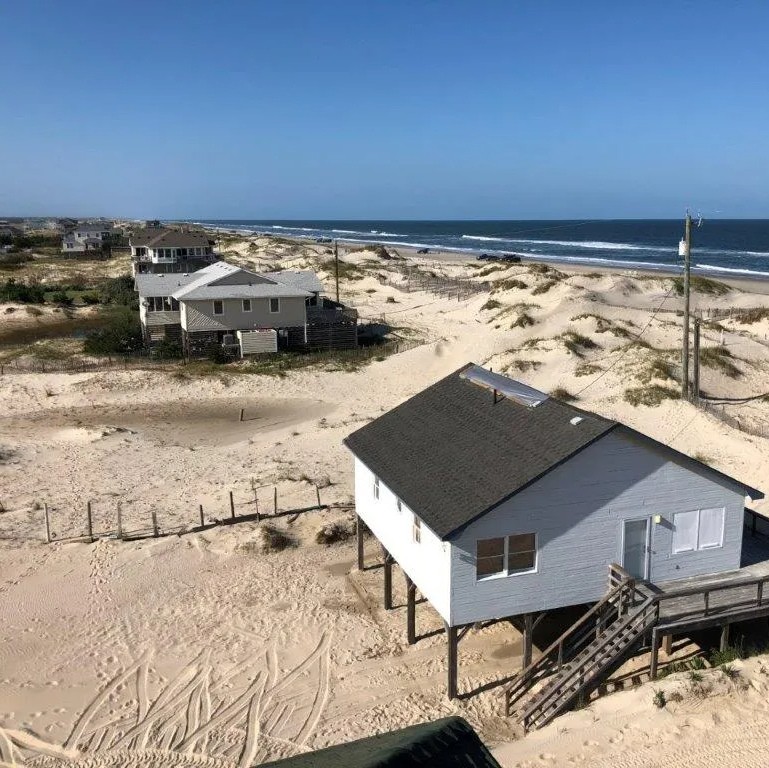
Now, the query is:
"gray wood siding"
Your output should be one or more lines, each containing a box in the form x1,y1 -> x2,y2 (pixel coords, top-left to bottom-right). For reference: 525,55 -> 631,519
354,458 -> 452,622
181,297 -> 307,332
448,430 -> 746,625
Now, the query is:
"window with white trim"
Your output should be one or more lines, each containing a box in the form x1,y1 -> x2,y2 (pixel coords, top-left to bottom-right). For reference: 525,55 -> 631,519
213,300 -> 223,316
413,515 -> 421,543
242,299 -> 252,312
269,297 -> 280,313
476,533 -> 537,579
672,508 -> 725,553
373,476 -> 379,499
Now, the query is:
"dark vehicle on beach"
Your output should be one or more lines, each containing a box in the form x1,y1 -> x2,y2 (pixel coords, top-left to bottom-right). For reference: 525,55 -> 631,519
316,237 -> 332,243
477,253 -> 501,261
501,253 -> 521,263
417,248 -> 430,254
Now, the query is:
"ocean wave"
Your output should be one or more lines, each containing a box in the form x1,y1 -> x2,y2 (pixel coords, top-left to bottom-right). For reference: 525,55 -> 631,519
696,263 -> 769,278
461,235 -> 668,252
271,225 -> 316,232
331,229 -> 362,234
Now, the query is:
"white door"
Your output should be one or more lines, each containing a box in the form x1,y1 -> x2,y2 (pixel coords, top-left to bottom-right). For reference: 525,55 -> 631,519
622,518 -> 651,580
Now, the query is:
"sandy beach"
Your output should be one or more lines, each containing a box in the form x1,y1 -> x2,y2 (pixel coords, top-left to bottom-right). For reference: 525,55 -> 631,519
3,233 -> 769,766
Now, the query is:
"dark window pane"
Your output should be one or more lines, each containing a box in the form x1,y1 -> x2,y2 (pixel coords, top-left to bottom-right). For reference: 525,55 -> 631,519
508,551 -> 536,572
509,533 -> 536,554
477,537 -> 504,558
477,555 -> 505,578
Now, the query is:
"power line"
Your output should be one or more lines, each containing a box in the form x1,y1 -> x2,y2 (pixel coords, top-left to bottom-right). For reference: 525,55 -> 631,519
574,274 -> 682,397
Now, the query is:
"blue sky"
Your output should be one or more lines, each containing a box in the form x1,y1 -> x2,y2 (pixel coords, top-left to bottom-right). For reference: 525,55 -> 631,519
2,1 -> 768,219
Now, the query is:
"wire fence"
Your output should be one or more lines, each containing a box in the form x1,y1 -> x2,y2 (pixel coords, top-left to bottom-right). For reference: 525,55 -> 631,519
378,264 -> 489,300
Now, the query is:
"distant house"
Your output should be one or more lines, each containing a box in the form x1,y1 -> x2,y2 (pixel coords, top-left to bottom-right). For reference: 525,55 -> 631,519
260,716 -> 501,768
0,225 -> 23,239
62,222 -> 117,253
135,261 -> 357,355
129,226 -> 217,274
344,364 -> 762,698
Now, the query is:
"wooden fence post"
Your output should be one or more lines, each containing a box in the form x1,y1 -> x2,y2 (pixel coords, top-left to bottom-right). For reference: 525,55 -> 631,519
239,408 -> 245,422
116,501 -> 123,540
274,486 -> 278,514
253,487 -> 260,521
229,491 -> 235,519
199,504 -> 204,527
87,501 -> 94,543
152,510 -> 159,537
44,503 -> 51,543
315,486 -> 321,507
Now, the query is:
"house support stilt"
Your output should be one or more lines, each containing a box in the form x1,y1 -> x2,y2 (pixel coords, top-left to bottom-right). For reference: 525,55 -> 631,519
405,574 -> 416,645
356,515 -> 365,570
662,634 -> 673,656
720,623 -> 730,651
522,613 -> 534,670
383,546 -> 394,610
446,623 -> 459,700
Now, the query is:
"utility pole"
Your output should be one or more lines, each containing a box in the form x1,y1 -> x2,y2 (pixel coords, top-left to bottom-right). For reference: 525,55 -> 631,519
692,316 -> 701,404
334,239 -> 340,304
681,211 -> 692,400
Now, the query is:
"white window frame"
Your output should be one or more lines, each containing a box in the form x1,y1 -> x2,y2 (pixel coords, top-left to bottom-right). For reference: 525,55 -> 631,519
413,515 -> 421,544
242,299 -> 252,312
213,300 -> 224,316
476,533 -> 538,581
672,508 -> 725,554
373,476 -> 379,499
269,297 -> 280,314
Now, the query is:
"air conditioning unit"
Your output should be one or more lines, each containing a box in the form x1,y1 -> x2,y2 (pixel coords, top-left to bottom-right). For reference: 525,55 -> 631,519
222,334 -> 236,346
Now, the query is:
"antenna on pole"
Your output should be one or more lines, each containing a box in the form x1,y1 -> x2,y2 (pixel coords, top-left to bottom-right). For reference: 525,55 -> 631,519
681,210 -> 692,400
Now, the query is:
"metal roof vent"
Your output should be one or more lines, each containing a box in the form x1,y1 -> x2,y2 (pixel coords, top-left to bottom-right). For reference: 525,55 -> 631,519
460,364 -> 547,408
570,416 -> 584,426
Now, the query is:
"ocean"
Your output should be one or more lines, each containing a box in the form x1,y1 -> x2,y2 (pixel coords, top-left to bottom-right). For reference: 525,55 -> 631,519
191,219 -> 769,279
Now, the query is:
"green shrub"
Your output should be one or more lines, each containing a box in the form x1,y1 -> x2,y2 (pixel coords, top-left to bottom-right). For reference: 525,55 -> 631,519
0,278 -> 46,303
560,330 -> 599,357
82,307 -> 143,355
637,357 -> 674,384
672,275 -> 730,297
575,362 -> 602,377
481,299 -> 502,311
152,338 -> 184,359
532,279 -> 558,295
98,275 -> 138,308
80,292 -> 101,305
624,385 -> 678,407
700,346 -> 741,378
551,386 -> 576,402
511,312 -> 535,329
652,689 -> 666,708
50,290 -> 73,306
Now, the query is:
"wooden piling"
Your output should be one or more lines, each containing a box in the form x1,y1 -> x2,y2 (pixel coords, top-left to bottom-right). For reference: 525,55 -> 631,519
446,623 -> 458,700
44,503 -> 51,543
152,510 -> 159,537
87,501 -> 94,542
383,546 -> 393,610
406,574 -> 416,645
274,486 -> 278,514
239,408 -> 245,422
356,515 -> 365,570
720,623 -> 730,652
116,502 -> 123,540
662,634 -> 673,656
522,613 -> 534,670
229,490 -> 235,519
199,504 -> 204,527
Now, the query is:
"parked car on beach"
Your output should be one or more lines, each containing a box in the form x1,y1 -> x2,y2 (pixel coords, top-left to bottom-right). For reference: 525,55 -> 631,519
417,248 -> 430,254
501,253 -> 521,263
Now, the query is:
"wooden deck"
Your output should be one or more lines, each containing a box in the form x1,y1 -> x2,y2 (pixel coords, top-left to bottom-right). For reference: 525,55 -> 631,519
642,528 -> 769,633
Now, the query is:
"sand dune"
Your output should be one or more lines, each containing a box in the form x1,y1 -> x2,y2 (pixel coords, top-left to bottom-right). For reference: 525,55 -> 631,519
2,237 -> 769,765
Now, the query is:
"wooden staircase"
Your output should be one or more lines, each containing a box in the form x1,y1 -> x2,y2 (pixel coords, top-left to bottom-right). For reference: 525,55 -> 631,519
504,565 -> 657,732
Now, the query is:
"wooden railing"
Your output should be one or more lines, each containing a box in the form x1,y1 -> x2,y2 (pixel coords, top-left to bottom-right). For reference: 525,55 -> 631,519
520,596 -> 658,732
503,564 -> 639,716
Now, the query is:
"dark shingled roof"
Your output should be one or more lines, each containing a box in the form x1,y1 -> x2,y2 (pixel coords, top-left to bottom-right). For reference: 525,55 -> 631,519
344,364 -> 763,540
129,227 -> 213,248
344,364 -> 616,539
260,716 -> 501,768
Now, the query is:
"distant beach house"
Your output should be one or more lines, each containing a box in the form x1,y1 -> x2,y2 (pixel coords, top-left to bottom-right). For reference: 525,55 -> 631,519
62,222 -> 117,253
344,364 -> 762,702
135,261 -> 357,356
129,225 -> 218,275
